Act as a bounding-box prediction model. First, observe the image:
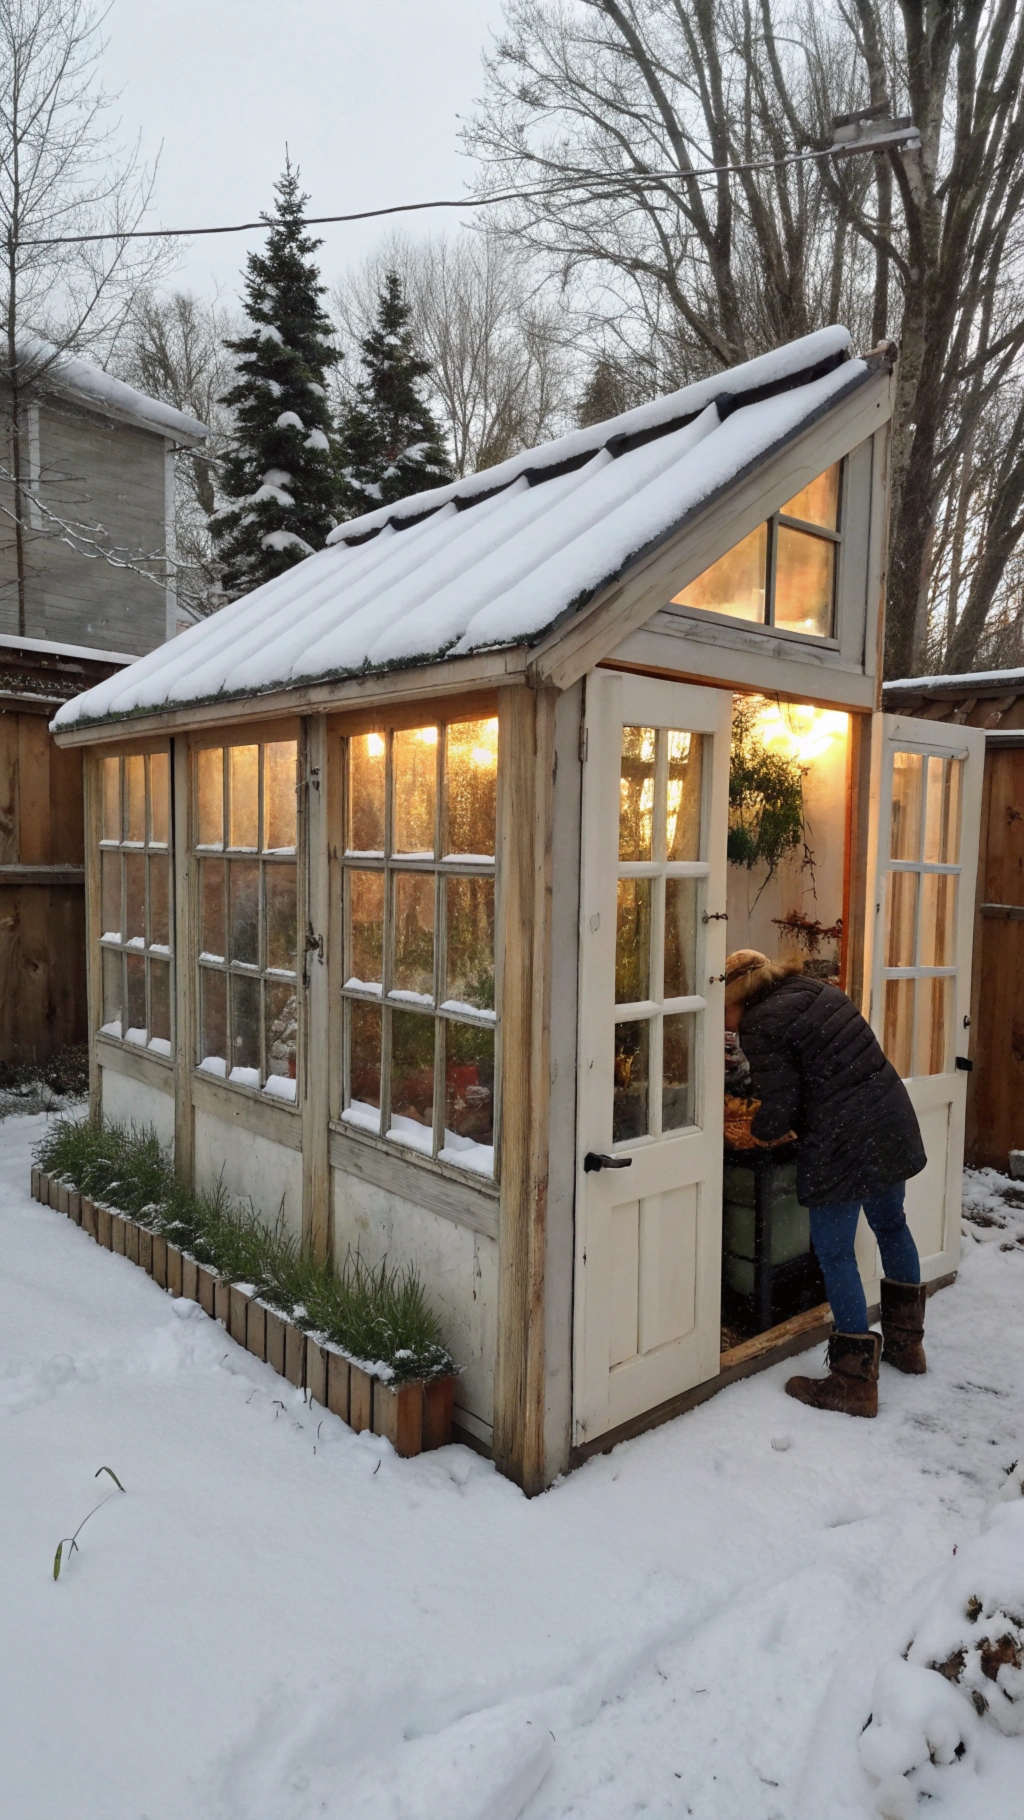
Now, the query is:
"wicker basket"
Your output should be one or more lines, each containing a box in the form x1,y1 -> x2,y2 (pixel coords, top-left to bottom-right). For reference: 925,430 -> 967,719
724,1094 -> 795,1150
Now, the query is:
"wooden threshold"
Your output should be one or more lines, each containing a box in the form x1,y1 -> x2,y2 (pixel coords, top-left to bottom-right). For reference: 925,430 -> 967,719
571,1273 -> 957,1470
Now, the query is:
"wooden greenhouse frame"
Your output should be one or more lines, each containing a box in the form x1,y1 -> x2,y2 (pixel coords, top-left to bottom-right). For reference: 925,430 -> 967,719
54,331 -> 985,1491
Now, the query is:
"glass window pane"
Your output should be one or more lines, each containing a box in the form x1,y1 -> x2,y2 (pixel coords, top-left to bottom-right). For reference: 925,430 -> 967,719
890,753 -> 924,860
393,727 -> 437,855
664,878 -> 699,997
200,858 -> 225,959
265,864 -> 297,972
101,849 -> 121,939
619,726 -> 655,862
665,731 -> 703,861
265,981 -> 297,1082
348,1001 -> 382,1117
124,853 -> 146,942
148,753 -> 170,845
228,745 -> 259,849
196,748 -> 223,847
445,718 -> 498,857
200,968 -> 227,1069
663,1012 -> 697,1131
263,741 -> 297,850
774,527 -> 835,637
230,974 -> 260,1079
616,878 -> 651,1004
389,1008 -> 435,1147
102,948 -> 122,1031
393,871 -> 435,1000
920,873 -> 957,968
924,756 -> 962,864
125,953 -> 146,1038
613,1020 -> 649,1143
672,522 -> 767,622
915,975 -> 952,1077
445,875 -> 495,1011
124,755 -> 146,842
443,1023 -> 495,1165
149,854 -> 170,948
780,464 -> 840,530
149,960 -> 171,1045
883,978 -> 914,1078
884,871 -> 918,968
347,869 -> 385,987
348,732 -> 387,853
228,859 -> 260,966
101,756 -> 120,841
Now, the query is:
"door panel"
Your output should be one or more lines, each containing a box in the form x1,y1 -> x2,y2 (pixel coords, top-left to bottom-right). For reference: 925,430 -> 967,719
573,672 -> 731,1445
862,714 -> 984,1290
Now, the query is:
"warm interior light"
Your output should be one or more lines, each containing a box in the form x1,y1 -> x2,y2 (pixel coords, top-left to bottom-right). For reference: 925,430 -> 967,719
415,727 -> 439,746
748,698 -> 848,766
366,732 -> 385,759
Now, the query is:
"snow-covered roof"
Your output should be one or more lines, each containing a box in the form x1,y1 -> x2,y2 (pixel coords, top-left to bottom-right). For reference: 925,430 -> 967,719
885,669 -> 1024,693
55,326 -> 875,732
9,337 -> 207,444
0,631 -> 137,667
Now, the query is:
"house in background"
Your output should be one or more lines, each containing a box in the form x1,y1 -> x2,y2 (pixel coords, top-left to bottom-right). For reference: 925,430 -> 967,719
0,352 -> 207,1067
884,670 -> 1024,1171
53,327 -> 984,1490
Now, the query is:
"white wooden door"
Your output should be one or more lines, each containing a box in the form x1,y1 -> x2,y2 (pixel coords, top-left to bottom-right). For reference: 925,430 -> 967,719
859,714 -> 985,1292
573,672 -> 731,1446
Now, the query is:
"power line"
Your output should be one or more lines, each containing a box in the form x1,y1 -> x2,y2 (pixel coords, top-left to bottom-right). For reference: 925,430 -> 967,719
19,130 -> 918,248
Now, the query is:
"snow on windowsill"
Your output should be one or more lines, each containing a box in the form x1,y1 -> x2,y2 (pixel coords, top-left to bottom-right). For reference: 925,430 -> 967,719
124,1027 -> 148,1047
387,988 -> 433,1007
440,999 -> 496,1022
229,1066 -> 260,1090
438,1138 -> 495,1178
147,1037 -> 172,1057
262,1074 -> 297,1103
341,1101 -> 381,1134
198,1056 -> 227,1078
344,977 -> 382,997
386,1116 -> 433,1156
100,1019 -> 123,1039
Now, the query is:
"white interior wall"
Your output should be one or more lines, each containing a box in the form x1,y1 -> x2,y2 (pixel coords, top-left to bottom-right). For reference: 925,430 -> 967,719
100,1064 -> 175,1148
331,1166 -> 497,1442
727,716 -> 850,969
193,1109 -> 303,1243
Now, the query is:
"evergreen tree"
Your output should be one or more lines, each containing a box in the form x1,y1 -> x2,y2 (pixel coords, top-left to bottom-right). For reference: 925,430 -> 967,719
337,271 -> 452,519
214,161 -> 339,597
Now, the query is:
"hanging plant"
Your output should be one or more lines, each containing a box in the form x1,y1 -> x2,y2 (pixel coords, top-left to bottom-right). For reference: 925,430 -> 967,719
728,698 -> 807,882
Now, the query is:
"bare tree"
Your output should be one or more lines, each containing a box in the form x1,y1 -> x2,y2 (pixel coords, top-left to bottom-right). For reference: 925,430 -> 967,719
333,230 -> 574,475
0,0 -> 168,632
466,0 -> 1024,676
114,289 -> 236,614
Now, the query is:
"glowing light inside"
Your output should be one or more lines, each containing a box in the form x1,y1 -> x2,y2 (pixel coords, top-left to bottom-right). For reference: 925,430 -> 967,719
749,699 -> 848,766
366,732 -> 385,759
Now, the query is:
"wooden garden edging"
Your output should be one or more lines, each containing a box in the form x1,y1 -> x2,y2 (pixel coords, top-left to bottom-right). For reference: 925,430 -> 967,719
29,1167 -> 455,1459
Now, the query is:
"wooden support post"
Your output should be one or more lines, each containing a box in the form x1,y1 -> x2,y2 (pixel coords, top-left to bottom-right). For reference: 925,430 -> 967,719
300,716 -> 331,1262
83,754 -> 102,1125
172,737 -> 197,1187
492,684 -> 556,1494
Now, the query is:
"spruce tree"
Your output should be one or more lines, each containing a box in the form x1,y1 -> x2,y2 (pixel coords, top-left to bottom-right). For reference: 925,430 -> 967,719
336,271 -> 452,519
214,161 -> 339,597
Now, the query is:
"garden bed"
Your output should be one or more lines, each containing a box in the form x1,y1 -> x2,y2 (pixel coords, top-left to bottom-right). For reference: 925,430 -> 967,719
30,1123 -> 457,1460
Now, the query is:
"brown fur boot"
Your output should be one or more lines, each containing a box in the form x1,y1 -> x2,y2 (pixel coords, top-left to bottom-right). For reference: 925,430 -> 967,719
785,1331 -> 881,1417
880,1279 -> 927,1374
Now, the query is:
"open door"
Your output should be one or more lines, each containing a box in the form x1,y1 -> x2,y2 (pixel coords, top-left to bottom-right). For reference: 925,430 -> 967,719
861,714 -> 985,1291
573,672 -> 731,1447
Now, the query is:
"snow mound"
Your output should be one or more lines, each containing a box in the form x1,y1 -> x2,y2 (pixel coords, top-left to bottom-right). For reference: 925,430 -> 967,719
860,1501 -> 1024,1813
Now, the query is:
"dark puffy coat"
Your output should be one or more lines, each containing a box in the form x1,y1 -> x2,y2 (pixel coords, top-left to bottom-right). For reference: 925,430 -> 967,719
740,975 -> 926,1205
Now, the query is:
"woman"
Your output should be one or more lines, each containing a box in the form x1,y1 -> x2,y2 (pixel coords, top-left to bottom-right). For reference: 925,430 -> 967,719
724,949 -> 928,1417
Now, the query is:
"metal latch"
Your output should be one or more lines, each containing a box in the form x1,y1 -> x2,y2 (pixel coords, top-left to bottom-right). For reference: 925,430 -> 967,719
584,1152 -> 633,1173
955,1056 -> 974,1072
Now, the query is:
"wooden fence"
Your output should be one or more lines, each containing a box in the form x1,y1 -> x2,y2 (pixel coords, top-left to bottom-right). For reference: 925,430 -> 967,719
968,742 -> 1024,1170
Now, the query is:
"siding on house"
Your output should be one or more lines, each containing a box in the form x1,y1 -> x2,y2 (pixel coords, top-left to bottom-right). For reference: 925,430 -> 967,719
0,390 -> 170,655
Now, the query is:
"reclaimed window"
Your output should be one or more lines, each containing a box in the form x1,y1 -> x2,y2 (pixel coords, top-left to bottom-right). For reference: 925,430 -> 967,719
194,739 -> 299,1099
98,750 -> 173,1054
881,749 -> 964,1078
672,461 -> 842,638
339,714 -> 498,1179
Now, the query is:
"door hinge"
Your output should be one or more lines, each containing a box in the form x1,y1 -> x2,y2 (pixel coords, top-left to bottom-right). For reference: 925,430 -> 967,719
305,923 -> 324,965
579,723 -> 589,764
702,911 -> 728,923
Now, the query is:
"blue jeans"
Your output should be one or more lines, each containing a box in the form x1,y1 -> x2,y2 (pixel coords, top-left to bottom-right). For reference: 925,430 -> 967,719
809,1184 -> 921,1334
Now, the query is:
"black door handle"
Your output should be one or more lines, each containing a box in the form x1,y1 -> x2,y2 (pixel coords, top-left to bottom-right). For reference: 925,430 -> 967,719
584,1152 -> 633,1173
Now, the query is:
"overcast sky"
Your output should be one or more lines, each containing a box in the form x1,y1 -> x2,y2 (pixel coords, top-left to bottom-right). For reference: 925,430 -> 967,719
104,0 -> 506,306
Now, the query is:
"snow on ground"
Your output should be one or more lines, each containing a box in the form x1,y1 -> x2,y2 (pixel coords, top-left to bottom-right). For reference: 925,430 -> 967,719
3,1110 -> 1023,1820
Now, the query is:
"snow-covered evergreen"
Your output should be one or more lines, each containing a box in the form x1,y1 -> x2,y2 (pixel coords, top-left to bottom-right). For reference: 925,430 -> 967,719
336,270 -> 452,519
213,162 -> 339,598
